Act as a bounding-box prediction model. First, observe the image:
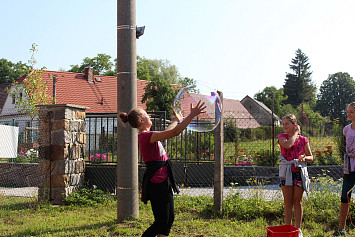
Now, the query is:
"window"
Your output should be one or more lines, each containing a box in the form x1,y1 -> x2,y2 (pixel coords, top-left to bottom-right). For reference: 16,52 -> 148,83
12,95 -> 15,104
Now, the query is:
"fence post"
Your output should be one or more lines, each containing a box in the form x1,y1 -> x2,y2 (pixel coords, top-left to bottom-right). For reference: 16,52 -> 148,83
214,91 -> 224,213
271,92 -> 275,165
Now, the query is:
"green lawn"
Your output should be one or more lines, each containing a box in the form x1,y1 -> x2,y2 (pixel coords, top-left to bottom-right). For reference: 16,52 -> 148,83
1,178 -> 354,237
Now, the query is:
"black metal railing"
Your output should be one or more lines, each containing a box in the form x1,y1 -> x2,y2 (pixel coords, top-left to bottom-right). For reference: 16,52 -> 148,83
85,111 -> 167,164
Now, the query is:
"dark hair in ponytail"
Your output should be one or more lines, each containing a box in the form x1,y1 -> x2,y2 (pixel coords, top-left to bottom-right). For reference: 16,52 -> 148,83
119,113 -> 129,123
119,108 -> 143,128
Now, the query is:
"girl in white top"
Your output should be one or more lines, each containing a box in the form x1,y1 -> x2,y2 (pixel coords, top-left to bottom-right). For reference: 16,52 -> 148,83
334,102 -> 355,236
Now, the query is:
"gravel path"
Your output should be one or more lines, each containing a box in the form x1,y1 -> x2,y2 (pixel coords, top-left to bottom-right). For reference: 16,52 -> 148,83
179,185 -> 283,201
0,187 -> 38,197
0,185 -> 284,201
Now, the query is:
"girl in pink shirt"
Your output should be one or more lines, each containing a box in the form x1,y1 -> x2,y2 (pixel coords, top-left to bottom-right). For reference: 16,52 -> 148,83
119,101 -> 205,237
278,114 -> 313,237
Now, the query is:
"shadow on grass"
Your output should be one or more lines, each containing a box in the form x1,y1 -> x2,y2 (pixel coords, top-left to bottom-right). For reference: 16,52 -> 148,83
0,199 -> 39,212
9,220 -> 118,237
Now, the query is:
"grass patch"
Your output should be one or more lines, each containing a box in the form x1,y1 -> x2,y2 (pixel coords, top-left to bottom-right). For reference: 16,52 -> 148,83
1,178 -> 355,236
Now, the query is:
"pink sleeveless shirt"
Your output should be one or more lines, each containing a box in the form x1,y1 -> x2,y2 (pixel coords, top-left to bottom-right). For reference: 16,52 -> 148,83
138,131 -> 169,183
278,133 -> 309,172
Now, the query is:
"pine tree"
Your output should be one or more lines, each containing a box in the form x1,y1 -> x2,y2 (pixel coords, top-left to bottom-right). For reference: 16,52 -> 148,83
283,49 -> 316,107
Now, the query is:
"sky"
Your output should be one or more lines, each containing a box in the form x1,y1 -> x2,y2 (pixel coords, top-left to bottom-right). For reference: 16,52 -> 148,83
1,0 -> 355,100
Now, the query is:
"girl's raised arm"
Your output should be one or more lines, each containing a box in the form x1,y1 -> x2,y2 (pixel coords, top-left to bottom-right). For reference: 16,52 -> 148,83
278,125 -> 300,149
150,101 -> 206,143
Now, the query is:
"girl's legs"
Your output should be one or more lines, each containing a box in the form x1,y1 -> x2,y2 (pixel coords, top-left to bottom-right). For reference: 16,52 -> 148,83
339,202 -> 349,230
281,185 -> 294,225
281,185 -> 304,228
293,185 -> 304,229
338,173 -> 355,230
142,181 -> 174,237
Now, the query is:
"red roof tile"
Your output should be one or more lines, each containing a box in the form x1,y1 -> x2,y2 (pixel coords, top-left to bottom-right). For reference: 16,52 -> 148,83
16,70 -> 148,113
223,98 -> 260,128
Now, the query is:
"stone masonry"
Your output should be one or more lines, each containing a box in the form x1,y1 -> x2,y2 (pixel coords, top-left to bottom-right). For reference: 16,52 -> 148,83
37,104 -> 89,205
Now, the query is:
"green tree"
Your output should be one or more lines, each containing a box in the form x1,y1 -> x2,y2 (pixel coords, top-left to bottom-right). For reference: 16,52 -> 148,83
178,77 -> 195,88
316,72 -> 355,121
137,56 -> 153,81
283,49 -> 316,107
0,59 -> 31,84
68,53 -> 114,75
141,74 -> 179,116
7,44 -> 51,119
138,56 -> 195,116
254,86 -> 286,118
296,103 -> 330,136
137,56 -> 181,84
279,104 -> 297,118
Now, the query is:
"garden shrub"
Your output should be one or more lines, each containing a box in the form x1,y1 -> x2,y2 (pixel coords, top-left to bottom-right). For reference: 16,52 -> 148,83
311,146 -> 342,165
253,149 -> 280,167
333,119 -> 346,159
303,173 -> 342,228
63,188 -> 114,206
13,149 -> 39,163
224,118 -> 240,143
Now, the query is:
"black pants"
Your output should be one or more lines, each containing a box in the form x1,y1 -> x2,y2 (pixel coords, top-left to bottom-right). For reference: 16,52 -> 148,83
142,180 -> 175,237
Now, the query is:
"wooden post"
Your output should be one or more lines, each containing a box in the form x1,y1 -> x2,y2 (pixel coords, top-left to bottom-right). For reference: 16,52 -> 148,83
214,91 -> 223,213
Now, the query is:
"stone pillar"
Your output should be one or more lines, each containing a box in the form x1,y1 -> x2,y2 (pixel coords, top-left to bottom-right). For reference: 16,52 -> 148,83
37,104 -> 89,205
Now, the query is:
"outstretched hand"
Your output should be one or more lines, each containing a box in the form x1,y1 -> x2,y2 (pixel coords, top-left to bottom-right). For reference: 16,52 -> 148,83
190,100 -> 207,117
172,111 -> 183,122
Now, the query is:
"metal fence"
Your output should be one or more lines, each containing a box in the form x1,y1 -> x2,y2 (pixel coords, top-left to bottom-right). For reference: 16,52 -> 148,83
0,110 -> 348,207
82,112 -> 347,197
86,111 -> 166,163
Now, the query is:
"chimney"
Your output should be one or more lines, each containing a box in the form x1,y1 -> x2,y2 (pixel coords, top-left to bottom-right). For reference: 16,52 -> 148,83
53,75 -> 56,104
84,67 -> 94,83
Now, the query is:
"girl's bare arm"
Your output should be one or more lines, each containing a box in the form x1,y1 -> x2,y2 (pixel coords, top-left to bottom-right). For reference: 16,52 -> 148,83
150,101 -> 206,143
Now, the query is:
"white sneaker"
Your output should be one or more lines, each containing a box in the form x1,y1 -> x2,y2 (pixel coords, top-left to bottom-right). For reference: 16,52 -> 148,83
298,228 -> 303,237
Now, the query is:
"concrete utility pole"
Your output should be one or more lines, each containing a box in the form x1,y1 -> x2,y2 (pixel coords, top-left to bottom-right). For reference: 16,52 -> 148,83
117,0 -> 139,222
214,91 -> 224,213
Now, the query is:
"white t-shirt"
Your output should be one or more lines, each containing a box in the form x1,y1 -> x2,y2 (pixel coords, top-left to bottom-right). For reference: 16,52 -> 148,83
344,124 -> 355,171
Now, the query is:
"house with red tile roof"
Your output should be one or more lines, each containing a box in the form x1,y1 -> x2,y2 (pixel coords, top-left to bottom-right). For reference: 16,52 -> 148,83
1,67 -> 147,115
0,67 -> 150,131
